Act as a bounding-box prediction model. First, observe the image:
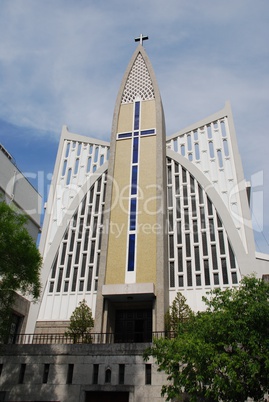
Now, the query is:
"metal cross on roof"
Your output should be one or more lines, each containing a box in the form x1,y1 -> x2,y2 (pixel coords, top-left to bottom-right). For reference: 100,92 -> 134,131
134,34 -> 149,46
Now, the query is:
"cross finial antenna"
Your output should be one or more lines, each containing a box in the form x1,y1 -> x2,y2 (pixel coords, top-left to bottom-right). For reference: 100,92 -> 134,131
134,34 -> 149,46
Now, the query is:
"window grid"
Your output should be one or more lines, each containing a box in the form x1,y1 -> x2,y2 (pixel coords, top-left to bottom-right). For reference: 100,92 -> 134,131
167,158 -> 239,291
166,116 -> 247,246
61,140 -> 109,187
47,172 -> 107,296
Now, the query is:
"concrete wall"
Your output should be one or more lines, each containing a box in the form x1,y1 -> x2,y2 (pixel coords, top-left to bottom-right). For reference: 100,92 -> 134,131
0,343 -> 167,402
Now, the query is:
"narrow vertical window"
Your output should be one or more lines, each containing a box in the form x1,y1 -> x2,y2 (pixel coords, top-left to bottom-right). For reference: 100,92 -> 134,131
187,261 -> 192,286
196,274 -> 201,286
105,368 -> 111,383
167,165 -> 172,184
173,138 -> 178,152
0,364 -> 3,377
211,245 -> 218,270
223,139 -> 229,156
178,276 -> 184,287
207,124 -> 212,139
187,134 -> 192,151
79,281 -> 84,292
175,175 -> 180,194
87,267 -> 93,291
221,258 -> 228,284
93,364 -> 99,384
217,149 -> 223,168
209,141 -> 214,158
228,241 -> 236,268
65,142 -> 70,157
218,231 -> 225,255
207,197 -> 213,216
87,156 -> 92,172
66,364 -> 74,384
60,243 -> 67,265
145,364 -> 152,385
132,137 -> 139,164
62,159 -> 67,176
169,235 -> 174,258
195,143 -> 200,160
66,255 -> 72,278
94,147 -> 99,163
204,260 -> 210,285
169,262 -> 175,288
185,234 -> 191,257
200,206 -> 206,229
51,254 -> 58,279
191,196 -> 197,217
202,232 -> 208,256
19,364 -> 26,384
72,268 -> 78,291
232,271 -> 238,284
77,143 -> 82,156
75,242 -> 81,264
119,364 -> 125,385
56,268 -> 63,292
43,364 -> 50,384
194,246 -> 200,271
177,221 -> 182,244
209,218 -> 215,241
130,198 -> 137,230
177,248 -> 183,272
131,165 -> 138,195
134,101 -> 140,130
66,168 -> 72,185
127,234 -> 135,271
74,158 -> 79,175
214,273 -> 220,285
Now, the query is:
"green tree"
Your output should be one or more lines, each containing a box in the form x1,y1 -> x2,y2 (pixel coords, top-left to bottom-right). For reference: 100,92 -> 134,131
0,201 -> 42,342
145,276 -> 269,402
165,292 -> 193,334
65,299 -> 94,343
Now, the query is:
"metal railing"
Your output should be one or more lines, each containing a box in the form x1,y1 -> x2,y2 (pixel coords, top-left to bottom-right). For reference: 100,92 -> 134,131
9,331 -> 175,345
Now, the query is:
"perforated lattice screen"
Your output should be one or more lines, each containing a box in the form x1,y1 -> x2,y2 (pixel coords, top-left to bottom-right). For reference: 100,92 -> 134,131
121,53 -> 155,103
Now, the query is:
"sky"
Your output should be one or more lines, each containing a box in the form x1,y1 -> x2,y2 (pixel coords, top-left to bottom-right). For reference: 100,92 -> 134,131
0,0 -> 268,253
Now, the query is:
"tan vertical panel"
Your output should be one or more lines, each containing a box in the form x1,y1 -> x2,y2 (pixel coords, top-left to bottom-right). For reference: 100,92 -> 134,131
105,139 -> 131,284
140,99 -> 156,130
117,103 -> 133,133
136,135 -> 157,284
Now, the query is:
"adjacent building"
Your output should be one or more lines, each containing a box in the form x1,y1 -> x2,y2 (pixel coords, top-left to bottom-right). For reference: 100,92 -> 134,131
0,142 -> 41,339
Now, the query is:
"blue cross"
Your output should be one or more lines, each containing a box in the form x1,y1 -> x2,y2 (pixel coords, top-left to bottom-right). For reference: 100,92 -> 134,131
117,101 -> 155,140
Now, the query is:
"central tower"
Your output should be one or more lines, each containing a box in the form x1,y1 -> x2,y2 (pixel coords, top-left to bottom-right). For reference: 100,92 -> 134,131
94,42 -> 168,340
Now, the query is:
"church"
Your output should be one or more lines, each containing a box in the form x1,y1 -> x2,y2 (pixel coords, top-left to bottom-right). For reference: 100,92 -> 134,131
32,36 -> 269,339
1,37 -> 268,402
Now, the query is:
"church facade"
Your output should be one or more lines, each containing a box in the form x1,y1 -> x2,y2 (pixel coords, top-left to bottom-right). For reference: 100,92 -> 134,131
32,41 -> 269,339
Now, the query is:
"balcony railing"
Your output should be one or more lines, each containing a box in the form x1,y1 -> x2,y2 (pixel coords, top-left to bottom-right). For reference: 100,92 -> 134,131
8,331 -> 175,345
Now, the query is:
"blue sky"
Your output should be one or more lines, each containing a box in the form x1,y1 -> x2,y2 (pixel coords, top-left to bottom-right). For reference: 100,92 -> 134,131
0,0 -> 268,253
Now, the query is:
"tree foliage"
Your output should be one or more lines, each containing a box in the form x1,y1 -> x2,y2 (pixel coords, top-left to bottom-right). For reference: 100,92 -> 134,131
145,276 -> 269,402
65,299 -> 94,343
165,292 -> 193,334
0,201 -> 42,342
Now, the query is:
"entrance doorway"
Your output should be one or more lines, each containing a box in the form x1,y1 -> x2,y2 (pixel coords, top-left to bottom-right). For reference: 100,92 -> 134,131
115,309 -> 152,342
85,391 -> 129,402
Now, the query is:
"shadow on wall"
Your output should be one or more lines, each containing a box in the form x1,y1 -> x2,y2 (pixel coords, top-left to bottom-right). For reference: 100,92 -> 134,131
0,353 -> 60,402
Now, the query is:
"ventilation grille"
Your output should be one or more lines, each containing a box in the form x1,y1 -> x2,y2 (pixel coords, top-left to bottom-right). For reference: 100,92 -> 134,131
121,53 -> 155,103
